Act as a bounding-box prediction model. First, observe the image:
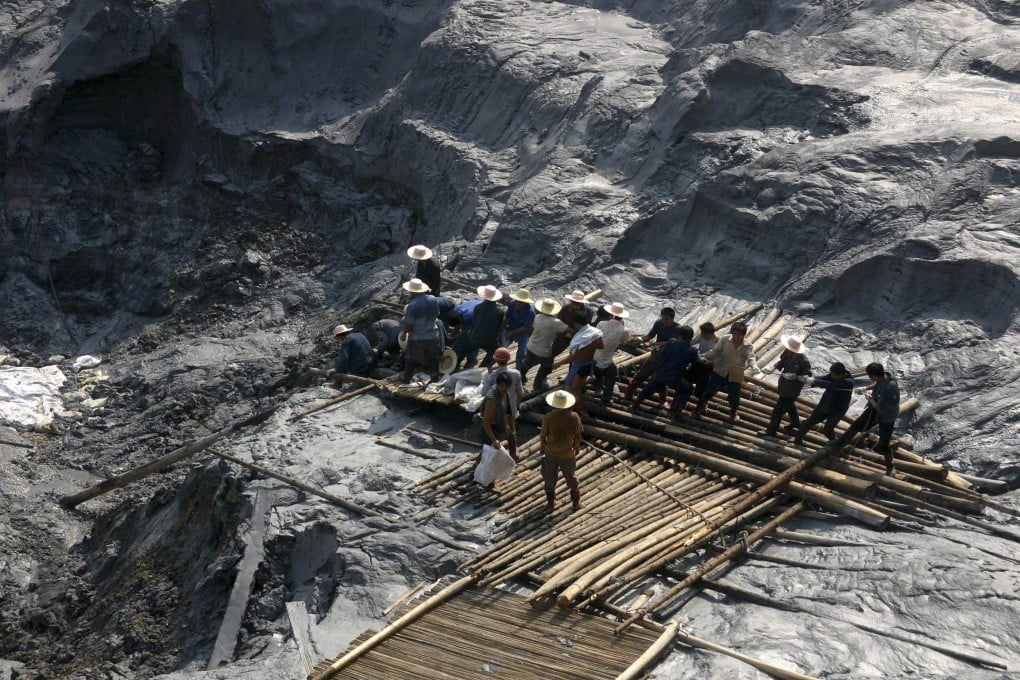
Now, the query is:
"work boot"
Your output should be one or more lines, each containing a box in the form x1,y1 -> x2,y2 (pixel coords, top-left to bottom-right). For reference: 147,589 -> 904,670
545,493 -> 555,513
793,436 -> 804,447
570,489 -> 581,512
885,455 -> 895,477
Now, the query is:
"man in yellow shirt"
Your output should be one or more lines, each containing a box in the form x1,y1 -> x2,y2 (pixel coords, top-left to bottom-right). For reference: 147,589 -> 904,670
693,321 -> 761,423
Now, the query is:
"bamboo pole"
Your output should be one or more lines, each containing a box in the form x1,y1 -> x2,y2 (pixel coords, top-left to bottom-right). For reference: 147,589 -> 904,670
206,447 -> 381,518
382,581 -> 428,616
287,384 -> 377,422
404,426 -> 478,448
582,422 -> 890,528
439,275 -> 477,293
309,575 -> 478,680
676,630 -> 824,680
744,308 -> 781,344
60,403 -> 282,508
375,439 -> 443,460
617,502 -> 805,633
371,297 -> 404,311
614,621 -> 679,680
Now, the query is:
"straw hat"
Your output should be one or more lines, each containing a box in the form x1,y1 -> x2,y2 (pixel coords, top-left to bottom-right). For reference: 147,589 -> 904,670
438,348 -> 458,374
332,324 -> 353,336
406,244 -> 433,260
602,302 -> 630,319
509,288 -> 533,304
545,389 -> 576,410
564,290 -> 586,303
402,278 -> 431,293
477,284 -> 503,301
535,298 -> 562,316
780,334 -> 806,354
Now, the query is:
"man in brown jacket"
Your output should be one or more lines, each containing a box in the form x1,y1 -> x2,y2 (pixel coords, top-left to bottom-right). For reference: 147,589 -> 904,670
540,390 -> 583,512
693,321 -> 761,423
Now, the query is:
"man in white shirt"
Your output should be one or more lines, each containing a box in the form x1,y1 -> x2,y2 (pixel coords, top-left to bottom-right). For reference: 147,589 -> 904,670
520,298 -> 568,391
593,303 -> 630,404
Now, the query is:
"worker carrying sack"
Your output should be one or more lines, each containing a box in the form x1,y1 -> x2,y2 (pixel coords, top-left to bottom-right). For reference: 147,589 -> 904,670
473,444 -> 515,485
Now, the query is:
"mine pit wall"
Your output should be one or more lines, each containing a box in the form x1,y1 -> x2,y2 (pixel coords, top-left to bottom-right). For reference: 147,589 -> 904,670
8,464 -> 248,677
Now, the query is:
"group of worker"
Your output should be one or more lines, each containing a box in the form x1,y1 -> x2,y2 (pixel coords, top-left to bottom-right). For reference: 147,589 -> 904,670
330,244 -> 902,512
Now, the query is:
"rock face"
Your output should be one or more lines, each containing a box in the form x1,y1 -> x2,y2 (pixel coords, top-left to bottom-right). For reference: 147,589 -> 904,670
1,0 -> 1018,677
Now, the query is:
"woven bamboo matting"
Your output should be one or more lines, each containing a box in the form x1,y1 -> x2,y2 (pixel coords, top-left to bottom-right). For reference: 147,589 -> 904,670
310,588 -> 660,679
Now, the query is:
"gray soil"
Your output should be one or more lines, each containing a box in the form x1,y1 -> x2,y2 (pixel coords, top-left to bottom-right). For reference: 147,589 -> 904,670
1,0 -> 1018,678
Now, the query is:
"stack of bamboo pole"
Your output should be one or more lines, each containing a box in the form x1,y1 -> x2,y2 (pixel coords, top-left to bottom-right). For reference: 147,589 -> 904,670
412,304 -> 1015,629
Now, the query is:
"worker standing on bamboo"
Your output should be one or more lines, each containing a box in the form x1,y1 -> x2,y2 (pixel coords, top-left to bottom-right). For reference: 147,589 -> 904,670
761,334 -> 811,437
408,244 -> 442,296
505,289 -> 536,369
630,326 -> 698,415
554,315 -> 604,417
685,321 -> 719,404
623,307 -> 682,401
329,324 -> 377,388
793,362 -> 854,446
481,372 -> 518,462
549,290 -> 593,358
465,285 -> 505,369
479,347 -> 525,420
693,321 -> 761,423
831,362 -> 900,475
540,390 -> 583,512
593,302 -> 630,404
399,278 -> 441,384
521,298 -> 568,390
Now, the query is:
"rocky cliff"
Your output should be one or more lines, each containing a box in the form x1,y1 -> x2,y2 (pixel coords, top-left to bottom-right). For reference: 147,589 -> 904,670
1,0 -> 1018,677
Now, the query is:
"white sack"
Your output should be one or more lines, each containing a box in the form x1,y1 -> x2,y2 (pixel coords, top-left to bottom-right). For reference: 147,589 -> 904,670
473,444 -> 515,485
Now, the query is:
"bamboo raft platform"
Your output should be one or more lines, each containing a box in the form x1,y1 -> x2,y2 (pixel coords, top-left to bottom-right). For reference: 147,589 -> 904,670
308,304 -> 1016,678
310,586 -> 664,680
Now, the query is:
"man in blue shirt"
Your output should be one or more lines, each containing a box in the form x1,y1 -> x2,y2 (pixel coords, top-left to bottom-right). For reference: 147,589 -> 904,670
448,298 -> 483,370
793,362 -> 854,445
630,326 -> 698,414
832,362 -> 901,475
505,289 -> 536,369
465,285 -> 505,370
400,278 -> 441,384
624,307 -> 683,400
330,324 -> 377,388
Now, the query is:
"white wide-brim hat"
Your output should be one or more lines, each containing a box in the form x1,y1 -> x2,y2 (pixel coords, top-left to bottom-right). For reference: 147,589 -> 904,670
780,334 -> 806,354
536,298 -> 562,316
332,324 -> 353,336
546,389 -> 576,410
407,244 -> 434,260
509,288 -> 533,304
438,348 -> 458,374
602,302 -> 630,319
564,290 -> 586,303
477,285 -> 503,301
402,278 -> 432,293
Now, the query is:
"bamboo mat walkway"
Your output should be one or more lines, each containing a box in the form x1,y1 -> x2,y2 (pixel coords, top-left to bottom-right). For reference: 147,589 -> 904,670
310,588 -> 662,680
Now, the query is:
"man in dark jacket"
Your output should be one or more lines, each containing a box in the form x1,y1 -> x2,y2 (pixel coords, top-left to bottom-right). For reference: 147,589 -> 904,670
330,324 -> 377,388
549,290 -> 593,358
466,285 -> 505,369
371,319 -> 402,364
793,362 -> 854,445
631,326 -> 698,413
832,362 -> 901,475
408,244 -> 442,296
762,334 -> 812,437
